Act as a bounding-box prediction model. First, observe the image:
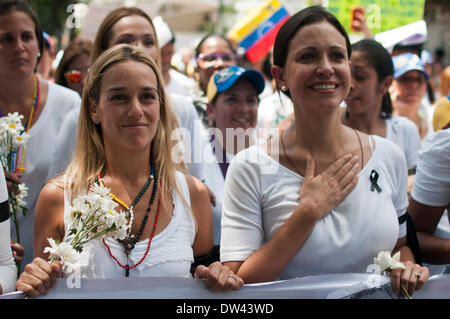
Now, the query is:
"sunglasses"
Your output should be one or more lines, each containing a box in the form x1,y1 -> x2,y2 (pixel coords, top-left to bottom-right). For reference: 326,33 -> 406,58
64,69 -> 84,84
197,53 -> 236,65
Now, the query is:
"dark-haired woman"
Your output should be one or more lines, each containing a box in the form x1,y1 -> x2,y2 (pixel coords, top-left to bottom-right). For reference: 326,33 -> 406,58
220,6 -> 429,297
191,34 -> 237,127
342,40 -> 421,197
0,0 -> 80,267
54,38 -> 93,96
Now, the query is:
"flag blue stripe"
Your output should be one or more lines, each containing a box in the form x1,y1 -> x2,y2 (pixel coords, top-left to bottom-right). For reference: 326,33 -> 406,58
240,7 -> 289,50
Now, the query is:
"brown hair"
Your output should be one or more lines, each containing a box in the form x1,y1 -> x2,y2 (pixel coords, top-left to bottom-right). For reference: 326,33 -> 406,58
54,38 -> 93,87
439,65 -> 450,97
91,6 -> 160,66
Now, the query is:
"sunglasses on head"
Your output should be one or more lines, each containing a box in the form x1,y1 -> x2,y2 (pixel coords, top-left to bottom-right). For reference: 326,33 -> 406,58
64,70 -> 83,83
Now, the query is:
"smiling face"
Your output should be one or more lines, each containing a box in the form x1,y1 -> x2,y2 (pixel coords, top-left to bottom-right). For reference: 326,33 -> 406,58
345,51 -> 386,116
208,78 -> 259,133
108,15 -> 159,64
273,21 -> 351,113
0,10 -> 40,79
91,60 -> 160,153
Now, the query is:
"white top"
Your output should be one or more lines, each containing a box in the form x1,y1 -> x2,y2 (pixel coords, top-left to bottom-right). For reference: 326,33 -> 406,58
220,135 -> 408,279
411,129 -> 450,212
385,115 -> 421,169
0,168 -> 16,294
165,69 -> 196,96
47,93 -> 206,182
64,171 -> 196,278
11,82 -> 81,267
202,141 -> 234,245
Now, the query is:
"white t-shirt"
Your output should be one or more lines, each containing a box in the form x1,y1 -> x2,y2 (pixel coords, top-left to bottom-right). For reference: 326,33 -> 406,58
12,82 -> 81,267
411,128 -> 450,213
220,135 -> 408,279
47,92 -> 206,182
0,168 -> 16,294
64,171 -> 196,278
202,141 -> 234,246
385,115 -> 421,169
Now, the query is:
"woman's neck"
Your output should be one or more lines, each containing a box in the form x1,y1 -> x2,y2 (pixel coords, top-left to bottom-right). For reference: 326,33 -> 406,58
103,146 -> 152,183
343,110 -> 386,136
0,75 -> 36,115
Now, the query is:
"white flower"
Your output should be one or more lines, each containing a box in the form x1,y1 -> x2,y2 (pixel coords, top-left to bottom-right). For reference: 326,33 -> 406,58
44,238 -> 80,273
374,251 -> 406,273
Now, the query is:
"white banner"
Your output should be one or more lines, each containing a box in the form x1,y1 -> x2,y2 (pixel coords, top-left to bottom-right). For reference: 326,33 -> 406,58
3,273 -> 450,299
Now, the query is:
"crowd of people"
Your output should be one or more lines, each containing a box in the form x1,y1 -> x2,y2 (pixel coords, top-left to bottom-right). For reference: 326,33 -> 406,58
0,0 -> 449,298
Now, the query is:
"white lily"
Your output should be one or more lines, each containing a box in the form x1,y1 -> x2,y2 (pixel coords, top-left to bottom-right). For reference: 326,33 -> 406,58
374,251 -> 406,272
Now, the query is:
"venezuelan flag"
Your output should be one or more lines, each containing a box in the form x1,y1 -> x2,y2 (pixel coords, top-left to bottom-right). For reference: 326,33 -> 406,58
227,0 -> 290,62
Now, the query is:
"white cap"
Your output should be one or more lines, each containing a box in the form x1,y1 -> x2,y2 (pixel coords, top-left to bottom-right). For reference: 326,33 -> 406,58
153,16 -> 173,48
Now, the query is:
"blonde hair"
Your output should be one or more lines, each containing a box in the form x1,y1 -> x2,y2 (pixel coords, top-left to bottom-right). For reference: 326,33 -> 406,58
439,65 -> 450,97
91,6 -> 160,67
65,44 -> 185,203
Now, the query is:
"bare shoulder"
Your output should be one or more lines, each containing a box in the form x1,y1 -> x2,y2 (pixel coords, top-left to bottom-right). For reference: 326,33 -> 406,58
184,174 -> 209,199
35,180 -> 65,220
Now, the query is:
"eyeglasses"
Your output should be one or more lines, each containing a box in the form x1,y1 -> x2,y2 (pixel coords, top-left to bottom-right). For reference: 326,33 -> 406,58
197,53 -> 236,65
397,74 -> 426,85
64,70 -> 84,84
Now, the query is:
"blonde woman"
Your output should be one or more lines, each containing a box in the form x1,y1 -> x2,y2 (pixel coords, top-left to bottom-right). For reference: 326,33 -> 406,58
16,45 -> 243,297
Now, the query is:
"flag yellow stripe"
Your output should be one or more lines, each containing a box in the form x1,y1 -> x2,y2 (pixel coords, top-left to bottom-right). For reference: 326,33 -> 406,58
227,0 -> 282,42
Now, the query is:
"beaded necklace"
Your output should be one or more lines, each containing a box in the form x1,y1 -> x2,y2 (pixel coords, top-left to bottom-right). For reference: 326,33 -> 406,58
0,75 -> 39,173
98,166 -> 160,277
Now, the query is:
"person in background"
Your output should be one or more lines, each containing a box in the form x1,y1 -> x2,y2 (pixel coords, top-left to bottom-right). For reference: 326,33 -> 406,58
16,44 -> 243,297
390,53 -> 429,139
192,34 -> 238,128
54,38 -> 93,96
409,128 -> 450,265
432,66 -> 450,132
342,39 -> 421,197
196,66 -> 265,266
220,6 -> 429,297
0,168 -> 16,295
153,16 -> 195,96
0,0 -> 80,268
36,31 -> 53,81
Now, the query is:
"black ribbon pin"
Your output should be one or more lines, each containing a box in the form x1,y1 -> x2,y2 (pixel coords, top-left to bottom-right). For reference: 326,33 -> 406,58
370,170 -> 382,193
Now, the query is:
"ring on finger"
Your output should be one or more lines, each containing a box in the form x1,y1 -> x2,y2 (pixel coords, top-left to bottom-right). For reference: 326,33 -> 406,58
411,272 -> 421,279
227,274 -> 238,282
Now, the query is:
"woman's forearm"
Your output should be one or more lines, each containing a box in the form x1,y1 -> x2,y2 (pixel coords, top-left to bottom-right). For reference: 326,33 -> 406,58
236,203 -> 318,283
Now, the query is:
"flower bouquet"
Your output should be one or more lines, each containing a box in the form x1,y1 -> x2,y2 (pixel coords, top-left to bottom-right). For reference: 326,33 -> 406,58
0,112 -> 30,244
44,183 -> 130,274
373,251 -> 410,299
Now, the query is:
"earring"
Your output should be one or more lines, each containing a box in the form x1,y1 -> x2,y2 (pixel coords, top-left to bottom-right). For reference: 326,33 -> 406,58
281,85 -> 288,92
92,118 -> 99,125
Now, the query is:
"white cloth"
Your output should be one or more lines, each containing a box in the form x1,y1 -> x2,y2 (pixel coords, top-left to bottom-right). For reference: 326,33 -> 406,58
165,69 -> 196,96
47,93 -> 206,182
202,142 -> 234,246
0,168 -> 16,294
64,171 -> 196,278
385,115 -> 421,169
220,135 -> 408,279
411,128 -> 450,213
11,82 -> 81,267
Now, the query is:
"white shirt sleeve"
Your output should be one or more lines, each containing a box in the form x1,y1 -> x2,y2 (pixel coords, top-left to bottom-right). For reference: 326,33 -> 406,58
0,169 -> 17,294
220,148 -> 265,262
412,129 -> 450,207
